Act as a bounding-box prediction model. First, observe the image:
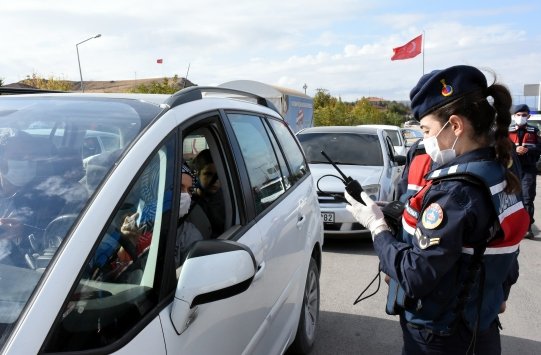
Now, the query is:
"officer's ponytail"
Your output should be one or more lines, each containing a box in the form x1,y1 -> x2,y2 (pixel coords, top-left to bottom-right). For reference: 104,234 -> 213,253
486,83 -> 521,193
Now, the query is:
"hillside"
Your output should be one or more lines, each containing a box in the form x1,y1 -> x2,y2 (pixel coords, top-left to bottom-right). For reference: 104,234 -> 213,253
80,77 -> 195,93
3,77 -> 195,93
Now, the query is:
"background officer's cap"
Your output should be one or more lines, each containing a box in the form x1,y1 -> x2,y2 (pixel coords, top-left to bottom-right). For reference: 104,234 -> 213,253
513,104 -> 530,114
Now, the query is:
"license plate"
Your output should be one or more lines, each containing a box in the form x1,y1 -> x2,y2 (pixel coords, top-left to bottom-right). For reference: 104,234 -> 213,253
321,212 -> 335,223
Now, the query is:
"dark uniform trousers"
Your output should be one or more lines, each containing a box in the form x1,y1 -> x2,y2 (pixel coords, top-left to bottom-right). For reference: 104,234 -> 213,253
400,317 -> 501,355
521,171 -> 537,226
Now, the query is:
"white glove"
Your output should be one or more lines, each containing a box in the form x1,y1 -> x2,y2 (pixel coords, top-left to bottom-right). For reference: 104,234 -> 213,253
345,191 -> 388,240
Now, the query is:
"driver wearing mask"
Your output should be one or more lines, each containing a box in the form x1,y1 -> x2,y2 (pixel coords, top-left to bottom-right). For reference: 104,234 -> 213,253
0,132 -> 61,267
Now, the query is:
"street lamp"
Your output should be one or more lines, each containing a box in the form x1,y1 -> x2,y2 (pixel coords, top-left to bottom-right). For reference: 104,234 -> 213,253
76,34 -> 101,92
303,83 -> 307,95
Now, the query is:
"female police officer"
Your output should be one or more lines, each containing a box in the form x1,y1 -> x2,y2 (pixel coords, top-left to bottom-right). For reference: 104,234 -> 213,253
345,65 -> 529,354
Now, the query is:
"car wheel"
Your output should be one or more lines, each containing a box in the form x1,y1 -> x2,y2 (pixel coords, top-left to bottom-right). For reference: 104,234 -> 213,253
288,257 -> 320,354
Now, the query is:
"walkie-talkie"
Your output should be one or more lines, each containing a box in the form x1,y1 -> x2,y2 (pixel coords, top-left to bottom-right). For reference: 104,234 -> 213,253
321,150 -> 365,205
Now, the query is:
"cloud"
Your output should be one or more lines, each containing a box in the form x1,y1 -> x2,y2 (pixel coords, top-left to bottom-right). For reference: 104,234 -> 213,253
1,1 -> 540,104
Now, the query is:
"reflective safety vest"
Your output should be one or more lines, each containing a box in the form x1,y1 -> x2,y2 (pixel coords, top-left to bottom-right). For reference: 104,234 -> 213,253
395,160 -> 528,334
509,124 -> 539,147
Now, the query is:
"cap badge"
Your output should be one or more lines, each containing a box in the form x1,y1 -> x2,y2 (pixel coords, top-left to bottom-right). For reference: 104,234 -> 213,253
440,79 -> 454,97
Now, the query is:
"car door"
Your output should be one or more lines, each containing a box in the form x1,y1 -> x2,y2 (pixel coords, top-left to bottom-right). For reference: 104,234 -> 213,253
156,108 -> 281,354
223,114 -> 312,354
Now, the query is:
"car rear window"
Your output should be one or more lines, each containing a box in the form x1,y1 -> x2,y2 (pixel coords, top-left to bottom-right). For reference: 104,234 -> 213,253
298,132 -> 383,166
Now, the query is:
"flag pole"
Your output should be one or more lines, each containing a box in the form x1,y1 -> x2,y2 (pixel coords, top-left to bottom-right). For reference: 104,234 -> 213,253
422,30 -> 425,75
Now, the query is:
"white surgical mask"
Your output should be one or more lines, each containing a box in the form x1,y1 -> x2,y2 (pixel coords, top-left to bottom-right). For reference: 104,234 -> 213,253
422,121 -> 459,165
4,160 -> 37,187
513,114 -> 528,126
179,192 -> 191,218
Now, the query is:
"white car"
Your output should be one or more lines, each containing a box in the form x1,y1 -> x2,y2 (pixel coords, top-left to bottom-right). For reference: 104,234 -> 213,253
360,124 -> 408,156
297,126 -> 405,238
0,88 -> 323,354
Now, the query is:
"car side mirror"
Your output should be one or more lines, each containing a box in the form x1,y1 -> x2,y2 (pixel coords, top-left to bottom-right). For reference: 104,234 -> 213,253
170,240 -> 257,335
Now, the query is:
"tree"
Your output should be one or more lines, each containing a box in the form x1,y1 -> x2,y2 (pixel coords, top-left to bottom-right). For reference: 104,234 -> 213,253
313,89 -> 411,127
0,78 -> 4,87
130,75 -> 190,94
21,73 -> 72,91
313,88 -> 337,110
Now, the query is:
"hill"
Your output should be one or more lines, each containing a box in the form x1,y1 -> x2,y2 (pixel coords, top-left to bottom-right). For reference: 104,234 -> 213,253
3,77 -> 195,93
80,77 -> 195,93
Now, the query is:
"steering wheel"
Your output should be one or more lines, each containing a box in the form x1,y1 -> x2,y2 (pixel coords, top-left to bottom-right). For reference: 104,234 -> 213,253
23,214 -> 79,270
43,214 -> 78,250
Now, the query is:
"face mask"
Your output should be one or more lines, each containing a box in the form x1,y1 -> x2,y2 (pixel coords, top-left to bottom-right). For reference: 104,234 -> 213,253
4,160 -> 37,187
422,121 -> 459,165
179,192 -> 191,218
513,115 -> 528,126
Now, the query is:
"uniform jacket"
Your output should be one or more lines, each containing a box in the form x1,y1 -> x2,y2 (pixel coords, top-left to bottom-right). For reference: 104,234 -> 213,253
509,123 -> 541,172
374,147 -> 528,334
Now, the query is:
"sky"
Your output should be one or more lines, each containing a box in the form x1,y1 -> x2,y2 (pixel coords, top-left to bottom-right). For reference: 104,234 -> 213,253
2,0 -> 540,107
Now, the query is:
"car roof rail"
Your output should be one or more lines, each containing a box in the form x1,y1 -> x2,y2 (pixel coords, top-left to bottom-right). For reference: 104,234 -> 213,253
0,87 -> 67,95
164,86 -> 280,114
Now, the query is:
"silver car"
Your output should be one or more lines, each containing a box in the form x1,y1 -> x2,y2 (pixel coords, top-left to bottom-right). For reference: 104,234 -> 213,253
0,88 -> 323,354
297,126 -> 405,238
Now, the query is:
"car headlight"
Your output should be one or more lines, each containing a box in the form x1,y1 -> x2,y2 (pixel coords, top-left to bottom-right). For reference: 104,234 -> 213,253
362,184 -> 380,201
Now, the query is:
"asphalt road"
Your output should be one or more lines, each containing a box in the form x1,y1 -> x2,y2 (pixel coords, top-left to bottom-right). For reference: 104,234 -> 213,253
311,176 -> 541,354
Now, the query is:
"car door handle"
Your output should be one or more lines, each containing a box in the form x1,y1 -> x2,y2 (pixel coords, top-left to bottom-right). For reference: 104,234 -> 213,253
296,215 -> 306,229
253,262 -> 265,282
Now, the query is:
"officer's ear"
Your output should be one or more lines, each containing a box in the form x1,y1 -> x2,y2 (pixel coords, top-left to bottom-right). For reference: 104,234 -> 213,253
448,114 -> 465,137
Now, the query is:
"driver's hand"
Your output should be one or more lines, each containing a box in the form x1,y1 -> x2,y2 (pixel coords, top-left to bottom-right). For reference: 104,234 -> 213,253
0,218 -> 23,242
120,212 -> 142,241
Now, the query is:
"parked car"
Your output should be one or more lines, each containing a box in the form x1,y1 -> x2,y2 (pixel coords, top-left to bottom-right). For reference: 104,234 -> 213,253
402,127 -> 424,147
0,87 -> 323,354
403,119 -> 421,128
296,126 -> 405,238
360,124 -> 408,156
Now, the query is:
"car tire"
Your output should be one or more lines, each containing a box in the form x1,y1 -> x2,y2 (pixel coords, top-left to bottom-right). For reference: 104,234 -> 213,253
288,257 -> 320,354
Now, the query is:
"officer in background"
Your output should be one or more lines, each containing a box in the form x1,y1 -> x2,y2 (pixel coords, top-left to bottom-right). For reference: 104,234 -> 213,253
509,104 -> 541,239
345,65 -> 529,354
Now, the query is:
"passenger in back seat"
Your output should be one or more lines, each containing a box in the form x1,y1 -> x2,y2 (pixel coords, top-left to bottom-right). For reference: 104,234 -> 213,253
192,149 -> 225,238
175,163 -> 210,268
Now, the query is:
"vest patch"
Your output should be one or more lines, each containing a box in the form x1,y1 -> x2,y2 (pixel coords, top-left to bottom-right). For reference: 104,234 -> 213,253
422,203 -> 443,229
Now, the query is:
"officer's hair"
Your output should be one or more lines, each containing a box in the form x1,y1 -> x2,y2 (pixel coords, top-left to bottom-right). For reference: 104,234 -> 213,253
431,80 -> 521,194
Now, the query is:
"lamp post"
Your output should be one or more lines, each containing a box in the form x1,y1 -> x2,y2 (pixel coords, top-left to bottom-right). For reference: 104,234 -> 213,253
76,34 -> 101,92
303,83 -> 307,95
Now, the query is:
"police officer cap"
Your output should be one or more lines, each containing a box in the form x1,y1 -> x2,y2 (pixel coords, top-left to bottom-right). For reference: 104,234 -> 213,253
410,65 -> 488,120
513,104 -> 530,114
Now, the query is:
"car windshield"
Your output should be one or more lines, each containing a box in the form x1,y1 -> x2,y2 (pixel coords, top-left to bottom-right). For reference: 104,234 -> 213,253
0,95 -> 161,346
298,132 -> 383,166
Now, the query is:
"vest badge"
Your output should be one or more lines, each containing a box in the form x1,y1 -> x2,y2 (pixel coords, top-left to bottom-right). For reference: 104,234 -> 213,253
422,203 -> 443,229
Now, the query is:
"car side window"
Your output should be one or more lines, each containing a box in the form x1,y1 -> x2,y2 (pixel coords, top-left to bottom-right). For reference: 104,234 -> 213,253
229,113 -> 284,214
43,136 -> 176,352
263,119 -> 292,192
267,118 -> 307,184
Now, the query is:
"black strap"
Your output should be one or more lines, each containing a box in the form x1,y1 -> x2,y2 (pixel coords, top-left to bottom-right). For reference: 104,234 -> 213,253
518,127 -> 525,146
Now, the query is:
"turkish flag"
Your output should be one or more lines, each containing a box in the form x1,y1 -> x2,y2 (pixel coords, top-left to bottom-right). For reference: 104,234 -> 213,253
391,35 -> 422,61
156,58 -> 163,64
